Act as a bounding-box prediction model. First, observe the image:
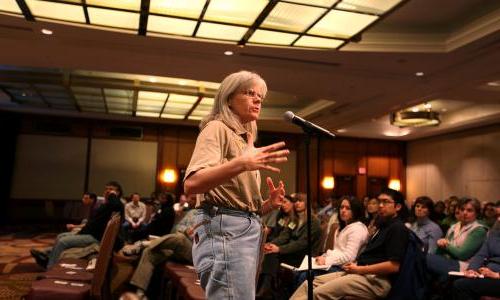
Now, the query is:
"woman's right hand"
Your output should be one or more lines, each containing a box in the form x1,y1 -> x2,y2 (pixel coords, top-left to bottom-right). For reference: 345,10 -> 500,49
315,256 -> 326,265
239,133 -> 289,173
437,238 -> 449,248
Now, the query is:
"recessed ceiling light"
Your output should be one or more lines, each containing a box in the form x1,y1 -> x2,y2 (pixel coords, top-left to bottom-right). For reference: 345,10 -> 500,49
21,93 -> 26,97
411,107 -> 419,112
149,77 -> 157,83
415,72 -> 424,77
441,108 -> 447,112
487,81 -> 500,86
224,51 -> 234,56
423,103 -> 432,109
41,28 -> 53,35
337,128 -> 346,133
178,80 -> 187,85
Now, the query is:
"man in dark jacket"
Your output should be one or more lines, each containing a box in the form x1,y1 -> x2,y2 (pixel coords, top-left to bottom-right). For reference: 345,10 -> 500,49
31,181 -> 124,268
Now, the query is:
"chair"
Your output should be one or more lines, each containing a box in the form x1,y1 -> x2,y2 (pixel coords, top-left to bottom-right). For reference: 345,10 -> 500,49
27,213 -> 122,300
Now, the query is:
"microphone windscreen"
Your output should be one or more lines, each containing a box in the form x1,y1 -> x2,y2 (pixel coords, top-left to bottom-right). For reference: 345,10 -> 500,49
283,111 -> 295,122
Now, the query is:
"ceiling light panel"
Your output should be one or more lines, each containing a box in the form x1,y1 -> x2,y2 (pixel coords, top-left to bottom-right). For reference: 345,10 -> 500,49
25,0 -> 86,23
88,7 -> 139,30
81,107 -> 106,112
86,0 -> 141,11
109,109 -> 132,115
136,111 -> 160,117
105,89 -> 134,98
149,0 -> 205,19
196,22 -> 247,41
148,15 -> 197,35
74,94 -> 103,102
284,0 -> 338,7
1,0 -> 22,14
249,29 -> 298,45
204,0 -> 268,26
72,86 -> 102,95
188,115 -> 203,120
137,91 -> 167,112
262,2 -> 326,32
294,35 -> 344,48
308,9 -> 378,39
161,113 -> 185,119
336,0 -> 402,15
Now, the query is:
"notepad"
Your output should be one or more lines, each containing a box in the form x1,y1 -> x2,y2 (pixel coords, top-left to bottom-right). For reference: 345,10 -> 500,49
280,255 -> 331,271
448,271 -> 484,278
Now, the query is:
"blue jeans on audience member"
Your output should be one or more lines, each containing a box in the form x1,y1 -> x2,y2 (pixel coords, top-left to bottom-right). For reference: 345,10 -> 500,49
47,234 -> 99,268
426,253 -> 460,282
192,208 -> 261,300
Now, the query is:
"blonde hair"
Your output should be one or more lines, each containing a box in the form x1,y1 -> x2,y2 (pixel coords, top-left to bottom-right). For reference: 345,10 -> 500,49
200,70 -> 267,138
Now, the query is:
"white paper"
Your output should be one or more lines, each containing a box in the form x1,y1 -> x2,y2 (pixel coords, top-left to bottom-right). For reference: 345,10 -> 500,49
280,255 -> 331,271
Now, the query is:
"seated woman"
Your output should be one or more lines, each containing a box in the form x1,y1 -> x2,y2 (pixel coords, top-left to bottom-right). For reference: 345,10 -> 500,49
427,197 -> 488,282
257,193 -> 321,298
295,196 -> 369,286
441,196 -> 460,233
261,194 -> 296,242
364,196 -> 379,237
452,203 -> 500,300
407,196 -> 443,254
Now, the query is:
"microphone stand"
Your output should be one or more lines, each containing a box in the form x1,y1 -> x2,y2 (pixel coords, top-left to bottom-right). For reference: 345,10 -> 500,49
304,132 -> 314,300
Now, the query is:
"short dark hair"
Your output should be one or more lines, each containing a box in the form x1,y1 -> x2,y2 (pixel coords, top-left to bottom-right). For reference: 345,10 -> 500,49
460,197 -> 481,216
380,188 -> 404,205
411,196 -> 435,221
105,181 -> 123,198
84,192 -> 97,203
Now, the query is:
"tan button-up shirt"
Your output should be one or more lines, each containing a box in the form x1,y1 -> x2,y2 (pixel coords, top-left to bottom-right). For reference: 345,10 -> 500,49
185,120 -> 263,213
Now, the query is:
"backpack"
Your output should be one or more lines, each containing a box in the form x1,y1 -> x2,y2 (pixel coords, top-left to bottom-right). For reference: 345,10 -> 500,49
387,230 -> 428,300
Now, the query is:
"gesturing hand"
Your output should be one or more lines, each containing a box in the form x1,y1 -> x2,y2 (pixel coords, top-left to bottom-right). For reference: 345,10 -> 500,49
267,177 -> 285,209
239,133 -> 289,173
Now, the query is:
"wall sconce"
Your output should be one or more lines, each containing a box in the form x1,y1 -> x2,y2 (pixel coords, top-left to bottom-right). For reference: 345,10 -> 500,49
388,179 -> 401,191
322,176 -> 335,190
161,168 -> 177,184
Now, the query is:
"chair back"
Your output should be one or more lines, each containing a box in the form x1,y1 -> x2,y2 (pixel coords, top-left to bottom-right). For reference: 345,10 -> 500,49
90,212 -> 121,300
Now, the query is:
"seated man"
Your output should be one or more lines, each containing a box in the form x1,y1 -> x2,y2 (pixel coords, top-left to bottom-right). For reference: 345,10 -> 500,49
31,181 -> 124,269
66,192 -> 100,233
123,193 -> 147,242
290,188 -> 410,300
129,194 -> 197,299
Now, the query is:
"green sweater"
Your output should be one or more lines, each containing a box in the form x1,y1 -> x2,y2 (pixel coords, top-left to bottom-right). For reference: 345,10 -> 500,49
439,224 -> 487,261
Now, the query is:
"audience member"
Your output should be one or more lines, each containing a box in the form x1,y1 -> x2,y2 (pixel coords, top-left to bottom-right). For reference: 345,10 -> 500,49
441,196 -> 460,233
145,192 -> 175,237
290,188 -> 410,300
129,194 -> 197,299
452,203 -> 500,300
31,181 -> 124,269
123,193 -> 147,243
364,196 -> 379,237
262,194 -> 296,241
295,196 -> 368,286
434,200 -> 447,223
407,196 -> 443,253
427,198 -> 487,283
66,192 -> 99,233
480,201 -> 497,228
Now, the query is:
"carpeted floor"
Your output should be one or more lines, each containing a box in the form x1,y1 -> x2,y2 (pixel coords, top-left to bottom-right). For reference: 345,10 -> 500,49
0,232 -> 56,299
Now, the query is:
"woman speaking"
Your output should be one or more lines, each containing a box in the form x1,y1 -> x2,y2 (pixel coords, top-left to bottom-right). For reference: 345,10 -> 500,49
184,70 -> 290,299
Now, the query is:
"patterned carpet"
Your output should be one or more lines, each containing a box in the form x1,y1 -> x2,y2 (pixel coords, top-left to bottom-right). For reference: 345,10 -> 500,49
0,232 -> 56,299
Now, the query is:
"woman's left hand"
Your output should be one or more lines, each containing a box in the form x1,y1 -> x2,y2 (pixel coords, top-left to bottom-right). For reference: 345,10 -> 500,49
479,267 -> 500,279
267,177 -> 285,209
342,262 -> 363,274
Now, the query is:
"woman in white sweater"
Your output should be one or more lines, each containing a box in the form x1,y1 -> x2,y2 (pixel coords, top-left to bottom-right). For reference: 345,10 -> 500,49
294,196 -> 369,287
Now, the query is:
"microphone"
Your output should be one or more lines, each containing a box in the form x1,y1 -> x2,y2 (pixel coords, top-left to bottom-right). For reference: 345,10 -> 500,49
283,111 -> 335,139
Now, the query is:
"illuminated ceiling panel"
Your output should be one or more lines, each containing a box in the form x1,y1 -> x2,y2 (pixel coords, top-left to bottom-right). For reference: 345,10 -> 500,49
249,29 -> 298,45
284,0 -> 337,7
204,0 -> 268,26
336,0 -> 402,15
262,2 -> 325,33
25,0 -> 86,23
137,111 -> 160,117
308,9 -> 378,39
196,22 -> 247,41
1,0 -> 22,14
137,91 -> 167,112
294,35 -> 344,49
88,7 -> 140,30
149,0 -> 205,19
86,0 -> 141,11
148,15 -> 197,36
161,113 -> 185,119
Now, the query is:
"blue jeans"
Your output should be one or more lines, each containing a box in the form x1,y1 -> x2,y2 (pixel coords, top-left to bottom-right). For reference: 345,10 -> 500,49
192,207 -> 262,300
48,234 -> 98,268
426,253 -> 460,282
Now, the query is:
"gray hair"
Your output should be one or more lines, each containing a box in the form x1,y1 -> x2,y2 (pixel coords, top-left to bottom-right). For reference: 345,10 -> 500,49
200,70 -> 267,139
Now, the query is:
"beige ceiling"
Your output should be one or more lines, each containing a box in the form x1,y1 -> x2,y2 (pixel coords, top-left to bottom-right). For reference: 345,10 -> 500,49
0,0 -> 499,140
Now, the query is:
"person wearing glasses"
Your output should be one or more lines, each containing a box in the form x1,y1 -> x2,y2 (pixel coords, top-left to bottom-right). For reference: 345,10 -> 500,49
290,188 -> 409,300
184,70 -> 289,300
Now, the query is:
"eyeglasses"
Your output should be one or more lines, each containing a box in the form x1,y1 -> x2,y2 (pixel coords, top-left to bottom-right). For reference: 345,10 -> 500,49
377,197 -> 395,206
240,89 -> 264,101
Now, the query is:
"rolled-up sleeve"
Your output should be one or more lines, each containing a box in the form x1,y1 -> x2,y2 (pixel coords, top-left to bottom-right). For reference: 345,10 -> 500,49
184,121 -> 226,181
